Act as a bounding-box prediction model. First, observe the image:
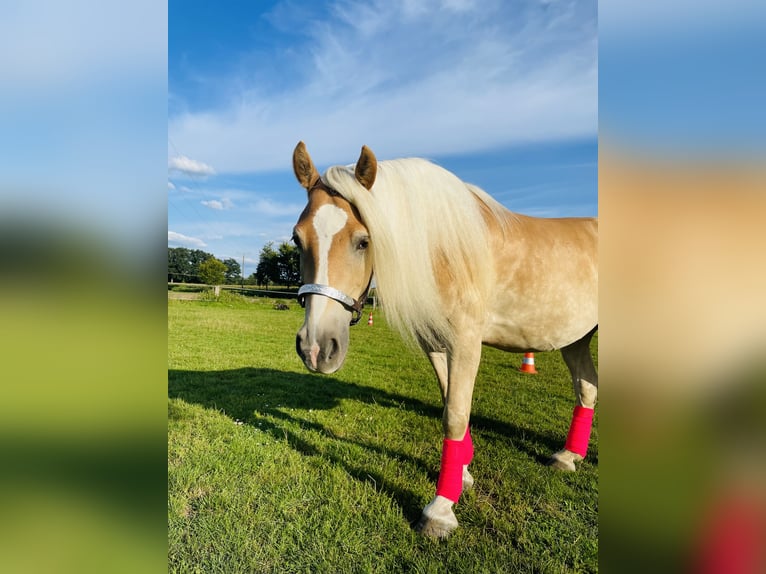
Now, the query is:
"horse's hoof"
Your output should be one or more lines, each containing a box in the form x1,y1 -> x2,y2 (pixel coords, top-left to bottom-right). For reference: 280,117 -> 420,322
547,449 -> 582,472
416,512 -> 458,539
547,457 -> 576,471
416,496 -> 459,539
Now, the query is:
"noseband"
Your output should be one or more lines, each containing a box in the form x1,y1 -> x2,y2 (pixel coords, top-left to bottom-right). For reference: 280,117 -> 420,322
297,277 -> 372,326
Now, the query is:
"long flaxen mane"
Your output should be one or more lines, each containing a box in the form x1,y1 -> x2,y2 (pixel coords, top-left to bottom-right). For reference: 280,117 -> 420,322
323,158 -> 510,350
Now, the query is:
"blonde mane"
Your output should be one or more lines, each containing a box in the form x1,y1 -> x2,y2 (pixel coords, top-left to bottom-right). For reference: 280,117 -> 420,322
323,158 -> 510,350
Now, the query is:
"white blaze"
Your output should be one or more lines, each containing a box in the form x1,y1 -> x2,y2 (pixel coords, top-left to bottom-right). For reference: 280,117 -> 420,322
313,203 -> 348,284
307,204 -> 348,333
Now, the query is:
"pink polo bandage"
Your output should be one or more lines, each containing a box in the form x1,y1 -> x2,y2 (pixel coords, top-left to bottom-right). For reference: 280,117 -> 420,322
564,405 -> 594,457
436,428 -> 474,503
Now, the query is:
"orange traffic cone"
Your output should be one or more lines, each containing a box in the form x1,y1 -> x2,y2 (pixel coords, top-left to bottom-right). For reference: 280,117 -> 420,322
367,312 -> 373,326
519,352 -> 538,374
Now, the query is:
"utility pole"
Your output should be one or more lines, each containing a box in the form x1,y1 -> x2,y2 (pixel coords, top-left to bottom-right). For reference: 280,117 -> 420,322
241,254 -> 245,288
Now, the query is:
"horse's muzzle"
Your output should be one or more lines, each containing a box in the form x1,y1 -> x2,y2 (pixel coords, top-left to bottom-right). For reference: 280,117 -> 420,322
295,328 -> 348,374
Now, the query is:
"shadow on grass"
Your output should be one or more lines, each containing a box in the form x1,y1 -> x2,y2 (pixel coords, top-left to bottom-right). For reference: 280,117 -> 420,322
168,367 -> 573,523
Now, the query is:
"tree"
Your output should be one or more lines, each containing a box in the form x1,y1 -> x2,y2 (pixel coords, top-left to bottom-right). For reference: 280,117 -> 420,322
167,247 -> 216,283
255,242 -> 279,287
198,258 -> 226,285
255,241 -> 301,288
189,249 -> 214,279
222,258 -> 241,284
277,242 -> 301,287
168,247 -> 192,282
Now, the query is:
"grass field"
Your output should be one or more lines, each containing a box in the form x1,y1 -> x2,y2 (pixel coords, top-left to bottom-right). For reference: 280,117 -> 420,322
168,293 -> 598,573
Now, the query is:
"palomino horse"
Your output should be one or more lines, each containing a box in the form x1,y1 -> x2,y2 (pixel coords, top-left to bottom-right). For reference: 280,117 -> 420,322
291,141 -> 598,538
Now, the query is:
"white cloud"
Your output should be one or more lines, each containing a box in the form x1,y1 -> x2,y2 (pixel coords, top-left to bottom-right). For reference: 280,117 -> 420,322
201,200 -> 224,210
201,198 -> 234,210
249,198 -> 304,218
169,0 -> 597,173
168,231 -> 207,248
168,181 -> 175,190
168,155 -> 216,176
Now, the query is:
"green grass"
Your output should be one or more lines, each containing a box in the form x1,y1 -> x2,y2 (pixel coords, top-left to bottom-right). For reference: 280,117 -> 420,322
168,295 -> 598,573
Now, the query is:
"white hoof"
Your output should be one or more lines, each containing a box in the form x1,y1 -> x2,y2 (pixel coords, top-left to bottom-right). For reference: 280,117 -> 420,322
416,495 -> 458,539
462,465 -> 474,491
547,449 -> 583,472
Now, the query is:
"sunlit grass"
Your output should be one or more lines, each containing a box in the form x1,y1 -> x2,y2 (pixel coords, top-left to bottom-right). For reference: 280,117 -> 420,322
168,296 -> 597,572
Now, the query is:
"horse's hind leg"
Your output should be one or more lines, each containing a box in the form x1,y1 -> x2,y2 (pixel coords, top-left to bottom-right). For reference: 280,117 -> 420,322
549,327 -> 598,471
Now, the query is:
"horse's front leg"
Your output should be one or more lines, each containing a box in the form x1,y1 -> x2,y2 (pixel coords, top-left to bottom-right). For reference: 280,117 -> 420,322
418,340 -> 482,539
427,350 -> 475,491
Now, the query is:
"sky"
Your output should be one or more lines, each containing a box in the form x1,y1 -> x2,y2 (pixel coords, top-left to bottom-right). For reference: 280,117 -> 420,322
168,0 -> 598,269
599,0 -> 765,157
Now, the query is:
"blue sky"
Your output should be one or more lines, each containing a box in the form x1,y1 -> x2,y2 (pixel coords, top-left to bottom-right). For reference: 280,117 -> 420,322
168,0 -> 598,268
599,0 -> 765,157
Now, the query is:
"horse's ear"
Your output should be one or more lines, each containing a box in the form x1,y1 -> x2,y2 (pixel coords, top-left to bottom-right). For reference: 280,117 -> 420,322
354,145 -> 377,190
293,141 -> 320,190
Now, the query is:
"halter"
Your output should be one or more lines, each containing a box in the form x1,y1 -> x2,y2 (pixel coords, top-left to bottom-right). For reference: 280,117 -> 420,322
297,277 -> 372,326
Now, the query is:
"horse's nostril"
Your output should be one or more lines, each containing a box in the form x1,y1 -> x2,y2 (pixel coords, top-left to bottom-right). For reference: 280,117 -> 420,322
295,334 -> 304,359
328,338 -> 339,360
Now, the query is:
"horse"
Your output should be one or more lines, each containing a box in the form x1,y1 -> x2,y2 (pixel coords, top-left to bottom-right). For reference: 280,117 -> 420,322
290,141 -> 598,538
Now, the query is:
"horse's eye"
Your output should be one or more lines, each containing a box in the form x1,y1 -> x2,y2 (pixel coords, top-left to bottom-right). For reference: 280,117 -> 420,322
357,238 -> 369,251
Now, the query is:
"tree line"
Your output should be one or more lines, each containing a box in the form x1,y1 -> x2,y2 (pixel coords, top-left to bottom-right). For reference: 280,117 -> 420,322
168,241 -> 300,288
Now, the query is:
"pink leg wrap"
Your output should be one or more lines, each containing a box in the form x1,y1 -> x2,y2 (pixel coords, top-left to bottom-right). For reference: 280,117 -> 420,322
564,405 -> 594,457
436,428 -> 474,503
695,493 -> 765,574
463,428 -> 474,463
